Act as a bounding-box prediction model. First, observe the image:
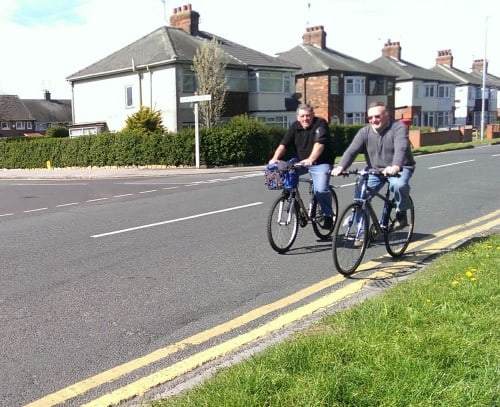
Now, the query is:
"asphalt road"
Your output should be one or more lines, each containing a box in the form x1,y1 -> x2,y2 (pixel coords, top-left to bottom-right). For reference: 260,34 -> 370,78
1,144 -> 499,406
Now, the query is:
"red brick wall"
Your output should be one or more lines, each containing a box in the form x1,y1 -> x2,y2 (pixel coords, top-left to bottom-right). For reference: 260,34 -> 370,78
410,129 -> 468,148
300,75 -> 329,121
486,124 -> 500,139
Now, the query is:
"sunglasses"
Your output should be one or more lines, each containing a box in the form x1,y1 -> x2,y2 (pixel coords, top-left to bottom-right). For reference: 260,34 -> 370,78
367,114 -> 382,120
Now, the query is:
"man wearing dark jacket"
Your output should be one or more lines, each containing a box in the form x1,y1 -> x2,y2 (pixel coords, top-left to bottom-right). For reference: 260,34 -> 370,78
333,102 -> 415,226
269,104 -> 335,229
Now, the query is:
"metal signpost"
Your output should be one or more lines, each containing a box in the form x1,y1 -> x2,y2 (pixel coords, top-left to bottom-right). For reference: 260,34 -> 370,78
179,94 -> 212,168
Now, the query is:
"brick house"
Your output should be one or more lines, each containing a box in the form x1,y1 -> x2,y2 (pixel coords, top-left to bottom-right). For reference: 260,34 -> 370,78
277,26 -> 396,124
371,40 -> 457,128
67,4 -> 300,133
431,52 -> 498,126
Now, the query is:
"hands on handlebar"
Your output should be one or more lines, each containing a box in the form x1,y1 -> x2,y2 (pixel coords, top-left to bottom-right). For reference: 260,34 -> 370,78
332,166 -> 401,178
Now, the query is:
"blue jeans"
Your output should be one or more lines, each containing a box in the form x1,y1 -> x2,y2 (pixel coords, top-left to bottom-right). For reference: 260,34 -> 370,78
357,167 -> 414,212
296,164 -> 333,216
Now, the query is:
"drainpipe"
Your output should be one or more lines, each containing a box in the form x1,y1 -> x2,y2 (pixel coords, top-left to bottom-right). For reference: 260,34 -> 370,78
70,82 -> 75,123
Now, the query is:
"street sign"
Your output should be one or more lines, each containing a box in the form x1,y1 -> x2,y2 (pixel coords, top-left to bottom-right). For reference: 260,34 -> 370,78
179,95 -> 212,103
179,94 -> 212,169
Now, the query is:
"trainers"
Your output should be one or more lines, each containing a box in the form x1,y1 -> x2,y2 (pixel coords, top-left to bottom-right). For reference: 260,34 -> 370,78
353,238 -> 364,248
394,211 -> 408,229
322,216 -> 333,230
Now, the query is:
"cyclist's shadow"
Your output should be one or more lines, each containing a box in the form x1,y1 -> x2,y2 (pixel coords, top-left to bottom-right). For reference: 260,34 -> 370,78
280,239 -> 333,255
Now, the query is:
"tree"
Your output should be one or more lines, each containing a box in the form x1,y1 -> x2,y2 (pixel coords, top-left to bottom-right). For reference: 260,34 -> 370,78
124,106 -> 165,134
192,38 -> 227,128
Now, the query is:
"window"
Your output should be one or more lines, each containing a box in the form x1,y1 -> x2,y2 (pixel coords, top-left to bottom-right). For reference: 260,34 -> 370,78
369,78 -> 387,95
345,77 -> 365,95
125,85 -> 134,108
344,112 -> 365,124
248,71 -> 291,93
283,73 -> 291,94
1,122 -> 8,130
423,112 -> 436,127
257,115 -> 288,128
438,85 -> 450,98
225,70 -> 248,92
424,84 -> 435,97
259,71 -> 283,92
330,76 -> 339,95
16,121 -> 25,130
249,71 -> 257,92
387,80 -> 394,96
26,122 -> 32,129
182,67 -> 196,93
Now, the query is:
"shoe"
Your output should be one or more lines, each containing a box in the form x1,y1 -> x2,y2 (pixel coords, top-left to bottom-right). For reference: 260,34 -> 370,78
353,237 -> 364,247
322,216 -> 333,230
394,211 -> 408,229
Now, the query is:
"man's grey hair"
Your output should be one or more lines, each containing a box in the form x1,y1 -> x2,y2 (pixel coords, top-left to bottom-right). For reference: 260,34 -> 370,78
368,101 -> 387,110
296,103 -> 314,115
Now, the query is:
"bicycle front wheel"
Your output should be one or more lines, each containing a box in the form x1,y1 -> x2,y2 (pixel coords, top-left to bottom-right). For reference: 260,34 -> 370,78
332,203 -> 369,276
311,186 -> 339,240
385,196 -> 415,257
267,194 -> 299,253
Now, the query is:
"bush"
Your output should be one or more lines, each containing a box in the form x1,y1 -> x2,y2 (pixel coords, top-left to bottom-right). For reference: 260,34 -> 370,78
46,126 -> 69,138
123,106 -> 165,134
0,120 -> 362,169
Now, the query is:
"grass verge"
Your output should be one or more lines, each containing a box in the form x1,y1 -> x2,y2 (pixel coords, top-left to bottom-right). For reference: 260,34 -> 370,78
153,235 -> 500,406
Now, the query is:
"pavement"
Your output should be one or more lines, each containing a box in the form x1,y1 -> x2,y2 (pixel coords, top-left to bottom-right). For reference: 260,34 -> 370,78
0,165 -> 264,179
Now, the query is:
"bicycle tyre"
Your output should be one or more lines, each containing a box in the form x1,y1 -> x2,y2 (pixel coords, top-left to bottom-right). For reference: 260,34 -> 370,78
311,186 -> 339,240
384,196 -> 415,258
267,194 -> 299,253
332,203 -> 369,276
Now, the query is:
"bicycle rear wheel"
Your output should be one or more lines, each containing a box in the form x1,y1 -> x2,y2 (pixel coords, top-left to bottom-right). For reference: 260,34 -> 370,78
311,186 -> 339,240
332,203 -> 369,276
385,196 -> 415,257
267,194 -> 299,253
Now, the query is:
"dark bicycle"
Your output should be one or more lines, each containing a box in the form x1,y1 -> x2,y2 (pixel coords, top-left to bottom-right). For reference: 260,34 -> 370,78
332,169 -> 415,275
265,161 -> 339,253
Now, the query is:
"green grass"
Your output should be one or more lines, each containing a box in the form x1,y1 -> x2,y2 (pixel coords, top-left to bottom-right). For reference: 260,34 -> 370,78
153,235 -> 500,407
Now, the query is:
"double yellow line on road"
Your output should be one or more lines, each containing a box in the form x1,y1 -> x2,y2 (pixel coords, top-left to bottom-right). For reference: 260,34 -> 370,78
25,209 -> 500,407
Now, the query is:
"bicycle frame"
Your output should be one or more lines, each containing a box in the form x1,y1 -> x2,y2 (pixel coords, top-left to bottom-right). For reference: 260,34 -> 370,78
353,172 -> 393,236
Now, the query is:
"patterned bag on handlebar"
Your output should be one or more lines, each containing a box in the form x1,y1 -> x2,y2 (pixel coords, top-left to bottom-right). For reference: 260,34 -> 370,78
264,167 -> 284,190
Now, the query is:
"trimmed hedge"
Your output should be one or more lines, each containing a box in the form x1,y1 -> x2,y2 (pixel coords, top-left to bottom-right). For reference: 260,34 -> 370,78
0,116 -> 362,169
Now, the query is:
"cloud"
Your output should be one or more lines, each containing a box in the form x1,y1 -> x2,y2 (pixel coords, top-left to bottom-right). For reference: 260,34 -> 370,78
10,0 -> 85,26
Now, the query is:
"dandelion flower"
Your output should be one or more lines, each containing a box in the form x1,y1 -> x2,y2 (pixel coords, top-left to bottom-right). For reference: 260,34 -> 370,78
451,280 -> 459,287
465,271 -> 473,278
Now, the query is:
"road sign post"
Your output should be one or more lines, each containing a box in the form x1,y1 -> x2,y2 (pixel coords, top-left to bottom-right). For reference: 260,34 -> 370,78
179,94 -> 212,168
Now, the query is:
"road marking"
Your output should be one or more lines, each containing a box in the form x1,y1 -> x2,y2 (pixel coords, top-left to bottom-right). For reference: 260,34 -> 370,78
0,213 -> 14,217
86,198 -> 109,202
83,212 -> 500,407
91,202 -> 264,238
138,190 -> 157,194
23,208 -> 48,213
9,183 -> 89,186
56,202 -> 80,207
162,187 -> 178,190
340,182 -> 356,188
428,159 -> 475,169
25,209 -> 500,407
113,193 -> 134,198
492,154 -> 500,157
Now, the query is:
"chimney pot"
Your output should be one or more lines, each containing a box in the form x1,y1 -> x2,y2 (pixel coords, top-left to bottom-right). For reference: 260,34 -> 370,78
302,25 -> 326,49
170,3 -> 199,35
382,39 -> 401,60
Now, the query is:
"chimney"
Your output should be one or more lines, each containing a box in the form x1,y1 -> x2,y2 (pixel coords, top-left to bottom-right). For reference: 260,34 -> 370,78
302,26 -> 326,49
472,59 -> 487,73
382,39 -> 401,60
436,49 -> 453,66
170,4 -> 199,35
44,90 -> 51,100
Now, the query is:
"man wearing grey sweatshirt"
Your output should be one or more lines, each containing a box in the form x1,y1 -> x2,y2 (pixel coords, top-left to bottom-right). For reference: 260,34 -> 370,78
332,103 -> 415,225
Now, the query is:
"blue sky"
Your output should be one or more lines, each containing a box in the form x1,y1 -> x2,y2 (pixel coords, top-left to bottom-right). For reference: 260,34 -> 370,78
10,0 -> 84,26
0,0 -> 499,99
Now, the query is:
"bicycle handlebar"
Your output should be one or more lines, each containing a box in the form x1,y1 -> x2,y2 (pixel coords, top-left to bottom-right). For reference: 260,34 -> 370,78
338,168 -> 400,178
